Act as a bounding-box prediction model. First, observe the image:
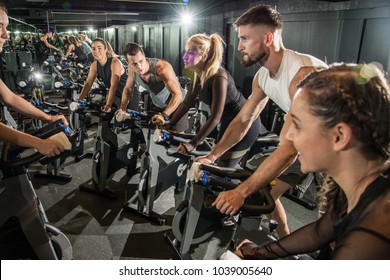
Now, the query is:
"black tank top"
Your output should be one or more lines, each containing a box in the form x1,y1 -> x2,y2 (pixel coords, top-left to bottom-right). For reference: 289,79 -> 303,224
73,45 -> 87,64
196,68 -> 260,151
199,68 -> 246,137
332,168 -> 390,258
96,57 -> 128,96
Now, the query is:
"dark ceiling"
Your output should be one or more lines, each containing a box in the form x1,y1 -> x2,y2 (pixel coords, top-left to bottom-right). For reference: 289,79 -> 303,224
4,0 -> 237,32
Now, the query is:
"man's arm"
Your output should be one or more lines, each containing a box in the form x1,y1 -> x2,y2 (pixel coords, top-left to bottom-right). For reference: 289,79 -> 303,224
287,66 -> 323,100
212,66 -> 321,215
64,44 -> 74,59
196,71 -> 269,164
213,114 -> 298,213
156,60 -> 183,116
85,36 -> 92,45
41,36 -> 58,51
0,80 -> 67,125
120,68 -> 136,111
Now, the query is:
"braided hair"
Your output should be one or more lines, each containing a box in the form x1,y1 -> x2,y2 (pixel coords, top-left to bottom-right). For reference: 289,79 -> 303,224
298,63 -> 390,214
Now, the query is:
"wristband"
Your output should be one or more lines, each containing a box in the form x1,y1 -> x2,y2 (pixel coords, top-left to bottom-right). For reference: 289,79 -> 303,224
161,112 -> 170,121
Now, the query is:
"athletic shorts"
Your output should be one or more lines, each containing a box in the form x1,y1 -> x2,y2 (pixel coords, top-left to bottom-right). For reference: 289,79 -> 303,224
277,160 -> 307,187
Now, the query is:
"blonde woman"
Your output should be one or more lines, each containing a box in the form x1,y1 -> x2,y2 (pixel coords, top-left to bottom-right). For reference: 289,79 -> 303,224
169,33 -> 260,167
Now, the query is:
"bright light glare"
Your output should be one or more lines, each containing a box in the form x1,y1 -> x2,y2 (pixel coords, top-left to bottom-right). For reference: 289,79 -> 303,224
181,12 -> 193,25
34,72 -> 42,80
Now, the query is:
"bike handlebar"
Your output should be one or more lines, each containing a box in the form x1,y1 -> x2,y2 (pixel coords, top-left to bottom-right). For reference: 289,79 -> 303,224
190,163 -> 275,215
0,120 -> 70,171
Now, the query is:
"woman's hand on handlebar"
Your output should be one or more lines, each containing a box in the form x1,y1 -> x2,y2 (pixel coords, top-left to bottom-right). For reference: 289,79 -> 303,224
212,188 -> 245,215
177,143 -> 194,154
195,153 -> 216,165
115,108 -> 124,116
234,239 -> 251,259
35,138 -> 65,157
101,105 -> 112,113
49,114 -> 68,126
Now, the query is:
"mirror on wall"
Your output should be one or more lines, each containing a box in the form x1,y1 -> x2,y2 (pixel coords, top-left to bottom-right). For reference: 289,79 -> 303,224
4,16 -> 40,52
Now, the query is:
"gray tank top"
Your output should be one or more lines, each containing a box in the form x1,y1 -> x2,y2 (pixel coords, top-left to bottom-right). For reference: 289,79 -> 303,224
135,58 -> 181,109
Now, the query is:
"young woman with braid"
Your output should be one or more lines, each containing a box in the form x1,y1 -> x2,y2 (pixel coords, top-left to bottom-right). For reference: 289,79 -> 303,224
235,63 -> 390,259
169,33 -> 261,167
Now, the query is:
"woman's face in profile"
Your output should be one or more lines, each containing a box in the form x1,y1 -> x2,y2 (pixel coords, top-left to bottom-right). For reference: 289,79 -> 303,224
182,41 -> 202,68
286,89 -> 334,174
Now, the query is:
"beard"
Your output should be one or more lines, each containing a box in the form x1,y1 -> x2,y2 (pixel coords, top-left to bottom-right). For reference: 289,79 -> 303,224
240,51 -> 267,67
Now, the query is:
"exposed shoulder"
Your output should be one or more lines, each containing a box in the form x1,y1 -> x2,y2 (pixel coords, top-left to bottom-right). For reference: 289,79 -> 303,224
253,70 -> 261,81
111,56 -> 121,65
111,56 -> 124,69
251,70 -> 267,100
290,67 -> 309,86
252,70 -> 262,89
90,60 -> 98,71
289,66 -> 324,97
215,68 -> 228,78
156,59 -> 172,71
297,65 -> 325,78
156,59 -> 175,77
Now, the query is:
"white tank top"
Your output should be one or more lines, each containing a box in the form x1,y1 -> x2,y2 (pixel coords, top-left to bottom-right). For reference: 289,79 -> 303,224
257,49 -> 328,113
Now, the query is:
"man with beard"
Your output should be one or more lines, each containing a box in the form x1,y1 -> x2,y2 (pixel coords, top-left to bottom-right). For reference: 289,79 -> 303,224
196,4 -> 327,238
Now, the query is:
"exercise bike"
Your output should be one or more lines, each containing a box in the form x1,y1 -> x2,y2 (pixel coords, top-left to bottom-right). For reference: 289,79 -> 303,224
165,162 -> 275,259
1,98 -> 74,183
0,120 -> 73,259
118,110 -> 211,225
79,107 -> 141,200
68,100 -> 101,162
242,106 -> 318,211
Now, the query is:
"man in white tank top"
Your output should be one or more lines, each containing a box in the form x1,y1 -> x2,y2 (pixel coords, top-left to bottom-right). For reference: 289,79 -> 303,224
196,4 -> 327,238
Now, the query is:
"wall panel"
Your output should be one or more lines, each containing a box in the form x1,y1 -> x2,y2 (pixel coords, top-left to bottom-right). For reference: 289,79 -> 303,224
359,17 -> 390,73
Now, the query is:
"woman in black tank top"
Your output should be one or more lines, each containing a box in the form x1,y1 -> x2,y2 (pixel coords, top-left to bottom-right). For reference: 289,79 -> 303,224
78,38 -> 139,112
64,36 -> 88,64
35,31 -> 59,65
169,33 -> 260,168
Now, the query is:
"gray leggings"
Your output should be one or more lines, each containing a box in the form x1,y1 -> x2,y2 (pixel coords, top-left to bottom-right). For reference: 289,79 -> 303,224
217,149 -> 248,168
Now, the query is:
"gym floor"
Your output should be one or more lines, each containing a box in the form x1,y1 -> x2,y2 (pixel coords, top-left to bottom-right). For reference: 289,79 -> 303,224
30,93 -> 319,260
